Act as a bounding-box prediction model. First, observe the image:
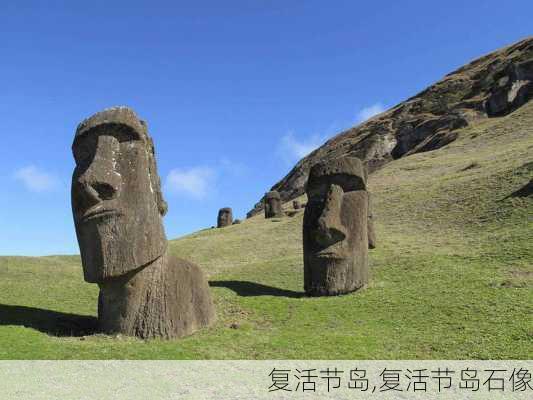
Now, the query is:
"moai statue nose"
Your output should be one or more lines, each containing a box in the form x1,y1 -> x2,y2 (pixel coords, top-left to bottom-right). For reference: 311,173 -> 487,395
314,184 -> 347,246
78,136 -> 122,205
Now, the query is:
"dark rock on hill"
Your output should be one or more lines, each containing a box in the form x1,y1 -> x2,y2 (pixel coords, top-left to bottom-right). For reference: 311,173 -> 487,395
248,37 -> 533,217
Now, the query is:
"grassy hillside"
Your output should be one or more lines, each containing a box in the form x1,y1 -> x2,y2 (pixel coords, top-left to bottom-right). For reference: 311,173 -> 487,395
0,103 -> 531,359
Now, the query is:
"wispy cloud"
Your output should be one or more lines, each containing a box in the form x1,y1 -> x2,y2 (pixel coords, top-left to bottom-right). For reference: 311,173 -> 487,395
278,131 -> 326,164
356,103 -> 386,123
165,166 -> 215,199
13,165 -> 59,192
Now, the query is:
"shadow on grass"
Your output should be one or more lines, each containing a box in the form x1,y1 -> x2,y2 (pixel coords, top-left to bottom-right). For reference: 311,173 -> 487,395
510,179 -> 533,198
0,304 -> 97,337
210,280 -> 305,298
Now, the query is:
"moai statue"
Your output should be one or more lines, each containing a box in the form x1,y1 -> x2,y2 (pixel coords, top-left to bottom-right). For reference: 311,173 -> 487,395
303,157 -> 369,296
264,190 -> 283,218
233,219 -> 241,225
71,107 -> 216,339
293,200 -> 301,209
217,207 -> 233,228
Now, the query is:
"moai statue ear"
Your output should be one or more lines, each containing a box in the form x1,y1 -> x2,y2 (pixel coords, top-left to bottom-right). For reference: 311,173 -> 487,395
146,135 -> 168,216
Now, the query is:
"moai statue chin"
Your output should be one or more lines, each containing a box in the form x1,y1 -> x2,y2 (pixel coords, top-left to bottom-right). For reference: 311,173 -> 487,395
217,207 -> 233,228
264,190 -> 283,218
303,157 -> 370,296
71,106 -> 215,339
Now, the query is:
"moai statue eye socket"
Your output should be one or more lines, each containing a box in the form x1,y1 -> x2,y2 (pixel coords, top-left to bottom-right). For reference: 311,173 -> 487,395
303,157 -> 370,296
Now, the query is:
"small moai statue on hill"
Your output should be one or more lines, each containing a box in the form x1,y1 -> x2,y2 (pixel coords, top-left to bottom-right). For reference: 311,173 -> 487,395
303,157 -> 370,296
293,200 -> 301,209
217,207 -> 233,228
71,106 -> 216,339
264,190 -> 283,218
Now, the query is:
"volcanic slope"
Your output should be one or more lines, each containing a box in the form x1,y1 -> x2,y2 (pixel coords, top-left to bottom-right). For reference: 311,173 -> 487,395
248,36 -> 533,217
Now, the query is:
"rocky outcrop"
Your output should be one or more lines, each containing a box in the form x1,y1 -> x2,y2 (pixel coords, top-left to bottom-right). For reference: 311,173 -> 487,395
248,37 -> 533,217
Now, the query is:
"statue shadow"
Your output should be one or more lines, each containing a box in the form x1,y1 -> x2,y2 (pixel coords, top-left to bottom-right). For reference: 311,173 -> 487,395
209,280 -> 305,298
0,304 -> 97,337
509,180 -> 533,198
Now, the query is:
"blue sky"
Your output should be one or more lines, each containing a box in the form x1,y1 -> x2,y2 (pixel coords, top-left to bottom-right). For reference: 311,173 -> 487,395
1,1 -> 532,255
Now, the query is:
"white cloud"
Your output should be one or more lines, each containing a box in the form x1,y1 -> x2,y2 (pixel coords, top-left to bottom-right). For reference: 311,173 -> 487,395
278,131 -> 325,164
13,165 -> 59,192
356,103 -> 385,123
165,166 -> 215,199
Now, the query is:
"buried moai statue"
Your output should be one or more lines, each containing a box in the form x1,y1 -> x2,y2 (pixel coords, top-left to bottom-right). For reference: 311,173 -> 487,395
71,107 -> 215,339
264,190 -> 283,218
303,157 -> 371,296
293,200 -> 301,209
217,207 -> 233,227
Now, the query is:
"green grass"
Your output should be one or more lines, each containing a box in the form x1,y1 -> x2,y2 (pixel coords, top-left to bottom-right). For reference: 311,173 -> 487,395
0,103 -> 532,359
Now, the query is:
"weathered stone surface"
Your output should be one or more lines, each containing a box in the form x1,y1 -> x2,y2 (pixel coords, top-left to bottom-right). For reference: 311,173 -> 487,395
303,157 -> 369,296
72,106 -> 215,339
217,207 -> 233,227
264,190 -> 283,218
248,37 -> 533,217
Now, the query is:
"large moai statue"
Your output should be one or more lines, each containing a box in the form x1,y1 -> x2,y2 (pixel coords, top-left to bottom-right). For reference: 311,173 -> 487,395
264,190 -> 283,218
71,106 -> 215,339
303,157 -> 369,296
217,207 -> 233,227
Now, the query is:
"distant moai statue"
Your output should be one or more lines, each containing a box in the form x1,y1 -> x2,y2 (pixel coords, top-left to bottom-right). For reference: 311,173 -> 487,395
71,107 -> 215,339
264,190 -> 283,218
233,219 -> 241,225
217,207 -> 233,227
293,200 -> 301,209
303,157 -> 369,296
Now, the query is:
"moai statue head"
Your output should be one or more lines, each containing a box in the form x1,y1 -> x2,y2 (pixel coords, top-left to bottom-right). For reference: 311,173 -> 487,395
303,157 -> 369,296
71,107 -> 168,283
264,190 -> 283,218
217,207 -> 233,227
293,200 -> 301,209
